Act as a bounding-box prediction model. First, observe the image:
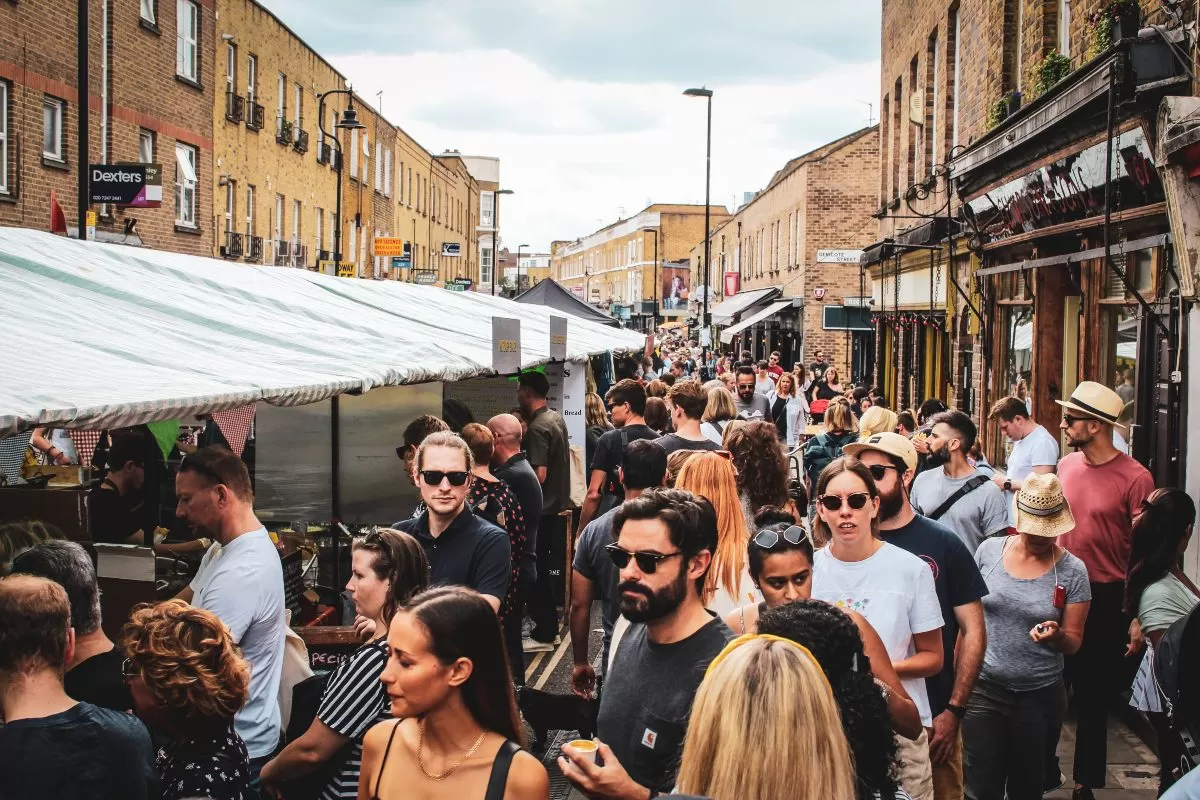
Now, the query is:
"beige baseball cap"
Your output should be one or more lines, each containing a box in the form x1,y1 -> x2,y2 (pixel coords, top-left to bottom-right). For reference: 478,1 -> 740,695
843,431 -> 919,473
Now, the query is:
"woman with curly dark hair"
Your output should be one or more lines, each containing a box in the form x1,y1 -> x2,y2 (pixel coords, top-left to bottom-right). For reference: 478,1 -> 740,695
122,600 -> 252,800
758,599 -> 909,800
260,529 -> 430,799
723,420 -> 794,531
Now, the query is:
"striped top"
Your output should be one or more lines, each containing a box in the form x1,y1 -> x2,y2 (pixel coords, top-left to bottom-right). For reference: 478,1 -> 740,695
316,638 -> 390,800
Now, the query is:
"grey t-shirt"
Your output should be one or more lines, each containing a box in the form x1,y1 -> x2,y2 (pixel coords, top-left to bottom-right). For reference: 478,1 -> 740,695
571,508 -> 620,667
734,392 -> 772,421
910,467 -> 1010,552
596,616 -> 733,792
975,536 -> 1092,691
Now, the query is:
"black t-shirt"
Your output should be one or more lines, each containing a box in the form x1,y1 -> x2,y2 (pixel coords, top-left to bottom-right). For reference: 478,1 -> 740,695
65,649 -> 133,712
88,484 -> 143,544
493,453 -> 544,579
0,701 -> 157,799
395,507 -> 512,603
881,514 -> 990,717
654,433 -> 722,456
590,424 -> 660,489
597,616 -> 734,792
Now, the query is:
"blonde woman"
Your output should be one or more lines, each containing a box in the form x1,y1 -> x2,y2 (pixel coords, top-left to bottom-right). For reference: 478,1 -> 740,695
770,372 -> 810,447
676,635 -> 857,800
675,452 -> 757,615
858,405 -> 899,441
584,392 -> 612,472
700,385 -> 738,445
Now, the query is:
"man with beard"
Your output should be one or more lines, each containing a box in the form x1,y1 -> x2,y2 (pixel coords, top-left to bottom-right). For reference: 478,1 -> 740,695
1055,382 -> 1155,800
559,489 -> 732,799
174,446 -> 286,787
910,411 -> 1009,553
844,432 -> 988,800
733,365 -> 772,421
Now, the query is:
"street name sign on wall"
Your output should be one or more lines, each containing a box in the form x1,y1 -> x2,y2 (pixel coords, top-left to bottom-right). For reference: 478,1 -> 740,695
550,315 -> 568,361
492,317 -> 522,374
89,164 -> 162,207
816,249 -> 865,264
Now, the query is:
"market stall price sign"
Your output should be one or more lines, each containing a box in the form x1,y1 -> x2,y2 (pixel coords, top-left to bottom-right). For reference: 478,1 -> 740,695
89,164 -> 163,207
492,317 -> 522,374
373,237 -> 406,257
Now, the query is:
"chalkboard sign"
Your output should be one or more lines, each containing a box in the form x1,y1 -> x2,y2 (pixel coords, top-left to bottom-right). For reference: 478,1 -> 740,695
296,627 -> 361,674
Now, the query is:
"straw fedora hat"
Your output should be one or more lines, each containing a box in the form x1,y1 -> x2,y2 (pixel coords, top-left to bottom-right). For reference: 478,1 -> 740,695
1054,381 -> 1124,427
1014,473 -> 1076,538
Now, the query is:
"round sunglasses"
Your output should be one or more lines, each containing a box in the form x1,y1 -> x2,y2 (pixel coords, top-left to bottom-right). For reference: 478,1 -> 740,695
817,492 -> 872,512
753,524 -> 812,551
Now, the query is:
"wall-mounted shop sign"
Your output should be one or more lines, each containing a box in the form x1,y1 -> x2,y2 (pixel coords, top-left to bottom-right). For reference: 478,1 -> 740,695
442,242 -> 461,257
412,270 -> 438,285
966,127 -> 1164,243
444,278 -> 473,292
89,164 -> 162,207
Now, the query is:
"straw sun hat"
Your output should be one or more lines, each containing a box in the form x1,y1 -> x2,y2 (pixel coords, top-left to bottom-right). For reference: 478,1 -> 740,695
1014,473 -> 1076,538
1054,380 -> 1125,428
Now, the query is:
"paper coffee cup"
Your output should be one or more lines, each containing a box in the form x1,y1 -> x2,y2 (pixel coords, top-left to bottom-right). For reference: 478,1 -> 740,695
566,739 -> 598,763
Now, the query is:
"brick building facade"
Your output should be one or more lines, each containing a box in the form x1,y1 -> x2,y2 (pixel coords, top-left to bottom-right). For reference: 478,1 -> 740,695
1,0 -> 215,255
699,127 -> 879,379
552,204 -> 731,331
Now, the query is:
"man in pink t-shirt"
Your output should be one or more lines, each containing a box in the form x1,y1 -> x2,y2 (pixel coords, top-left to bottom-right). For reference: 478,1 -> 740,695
1054,381 -> 1155,798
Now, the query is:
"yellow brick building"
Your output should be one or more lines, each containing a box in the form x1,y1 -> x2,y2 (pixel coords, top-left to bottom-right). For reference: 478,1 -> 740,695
551,204 -> 729,329
213,0 -> 485,286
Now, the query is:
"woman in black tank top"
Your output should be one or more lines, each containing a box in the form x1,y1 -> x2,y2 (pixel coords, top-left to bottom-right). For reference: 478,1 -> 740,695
359,587 -> 549,799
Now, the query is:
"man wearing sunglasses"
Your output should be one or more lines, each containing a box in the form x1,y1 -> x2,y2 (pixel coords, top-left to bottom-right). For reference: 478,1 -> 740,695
843,432 -> 989,800
395,432 -> 511,614
570,439 -> 669,699
560,489 -> 731,800
733,365 -> 771,421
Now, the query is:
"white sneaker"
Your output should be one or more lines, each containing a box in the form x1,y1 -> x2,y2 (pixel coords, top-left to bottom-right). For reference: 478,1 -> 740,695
522,637 -> 555,653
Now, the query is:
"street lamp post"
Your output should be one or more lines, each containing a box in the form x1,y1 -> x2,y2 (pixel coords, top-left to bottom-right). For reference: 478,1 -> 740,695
317,89 -> 365,271
490,188 -> 514,295
641,226 -> 660,331
516,243 -> 529,294
684,86 -> 713,377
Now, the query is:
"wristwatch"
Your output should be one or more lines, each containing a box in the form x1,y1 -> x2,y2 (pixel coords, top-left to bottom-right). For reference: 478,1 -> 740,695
1003,478 -> 1013,493
946,703 -> 967,720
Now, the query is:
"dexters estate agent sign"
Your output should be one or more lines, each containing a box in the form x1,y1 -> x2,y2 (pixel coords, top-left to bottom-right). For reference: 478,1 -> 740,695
89,164 -> 163,207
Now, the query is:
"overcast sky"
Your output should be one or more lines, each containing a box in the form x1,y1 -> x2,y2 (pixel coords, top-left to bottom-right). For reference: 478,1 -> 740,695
261,0 -> 881,253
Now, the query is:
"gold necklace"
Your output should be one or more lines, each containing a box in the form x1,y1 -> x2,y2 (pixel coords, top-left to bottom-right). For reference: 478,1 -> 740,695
416,719 -> 488,781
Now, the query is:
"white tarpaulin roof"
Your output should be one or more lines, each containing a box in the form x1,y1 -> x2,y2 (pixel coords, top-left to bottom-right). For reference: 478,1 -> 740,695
0,228 -> 644,436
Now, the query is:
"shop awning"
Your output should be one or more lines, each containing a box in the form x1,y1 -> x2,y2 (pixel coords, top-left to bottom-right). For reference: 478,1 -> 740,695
712,286 -> 779,324
0,228 -> 644,436
976,233 -> 1170,276
719,299 -> 793,344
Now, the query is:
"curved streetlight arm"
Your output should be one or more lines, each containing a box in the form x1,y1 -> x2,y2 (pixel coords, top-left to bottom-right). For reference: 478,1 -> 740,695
316,88 -> 357,267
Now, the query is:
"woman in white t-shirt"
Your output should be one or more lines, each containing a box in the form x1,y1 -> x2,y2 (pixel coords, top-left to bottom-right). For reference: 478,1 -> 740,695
810,456 -> 944,800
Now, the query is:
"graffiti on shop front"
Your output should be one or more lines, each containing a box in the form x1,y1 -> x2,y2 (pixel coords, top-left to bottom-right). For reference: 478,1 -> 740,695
966,127 -> 1163,243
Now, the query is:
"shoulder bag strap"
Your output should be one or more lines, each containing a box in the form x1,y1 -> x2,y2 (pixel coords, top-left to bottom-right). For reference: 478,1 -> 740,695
927,475 -> 989,521
483,740 -> 522,800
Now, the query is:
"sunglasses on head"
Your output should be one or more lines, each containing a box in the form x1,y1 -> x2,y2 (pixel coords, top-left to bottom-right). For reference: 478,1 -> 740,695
605,543 -> 683,573
817,492 -> 872,511
419,470 -> 471,487
753,524 -> 811,551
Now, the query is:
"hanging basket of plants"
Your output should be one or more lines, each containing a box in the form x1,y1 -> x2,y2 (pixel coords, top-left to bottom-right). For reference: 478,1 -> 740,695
1087,0 -> 1141,60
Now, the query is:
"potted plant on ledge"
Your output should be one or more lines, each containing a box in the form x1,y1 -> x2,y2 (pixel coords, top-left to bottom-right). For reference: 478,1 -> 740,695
1029,50 -> 1072,100
988,91 -> 1022,129
1087,0 -> 1141,59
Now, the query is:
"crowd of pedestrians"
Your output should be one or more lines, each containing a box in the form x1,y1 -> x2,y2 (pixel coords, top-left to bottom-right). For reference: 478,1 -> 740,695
2,340 -> 1199,800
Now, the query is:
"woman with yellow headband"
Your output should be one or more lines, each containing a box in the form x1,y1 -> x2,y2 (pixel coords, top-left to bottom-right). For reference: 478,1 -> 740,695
675,634 -> 857,800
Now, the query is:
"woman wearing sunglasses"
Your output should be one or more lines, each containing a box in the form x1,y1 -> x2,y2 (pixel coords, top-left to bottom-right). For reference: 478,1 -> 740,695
121,600 -> 252,800
810,457 -> 944,800
724,507 -> 922,741
259,529 -> 431,800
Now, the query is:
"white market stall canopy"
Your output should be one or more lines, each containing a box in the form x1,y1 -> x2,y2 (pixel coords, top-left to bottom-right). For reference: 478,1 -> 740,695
0,229 -> 644,436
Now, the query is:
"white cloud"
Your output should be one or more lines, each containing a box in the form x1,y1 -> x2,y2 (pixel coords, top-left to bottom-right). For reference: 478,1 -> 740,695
328,48 -> 880,252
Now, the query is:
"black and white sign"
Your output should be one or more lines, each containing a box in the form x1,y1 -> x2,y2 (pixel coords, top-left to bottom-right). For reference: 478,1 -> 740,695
816,249 -> 865,264
89,163 -> 163,207
442,242 -> 461,257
